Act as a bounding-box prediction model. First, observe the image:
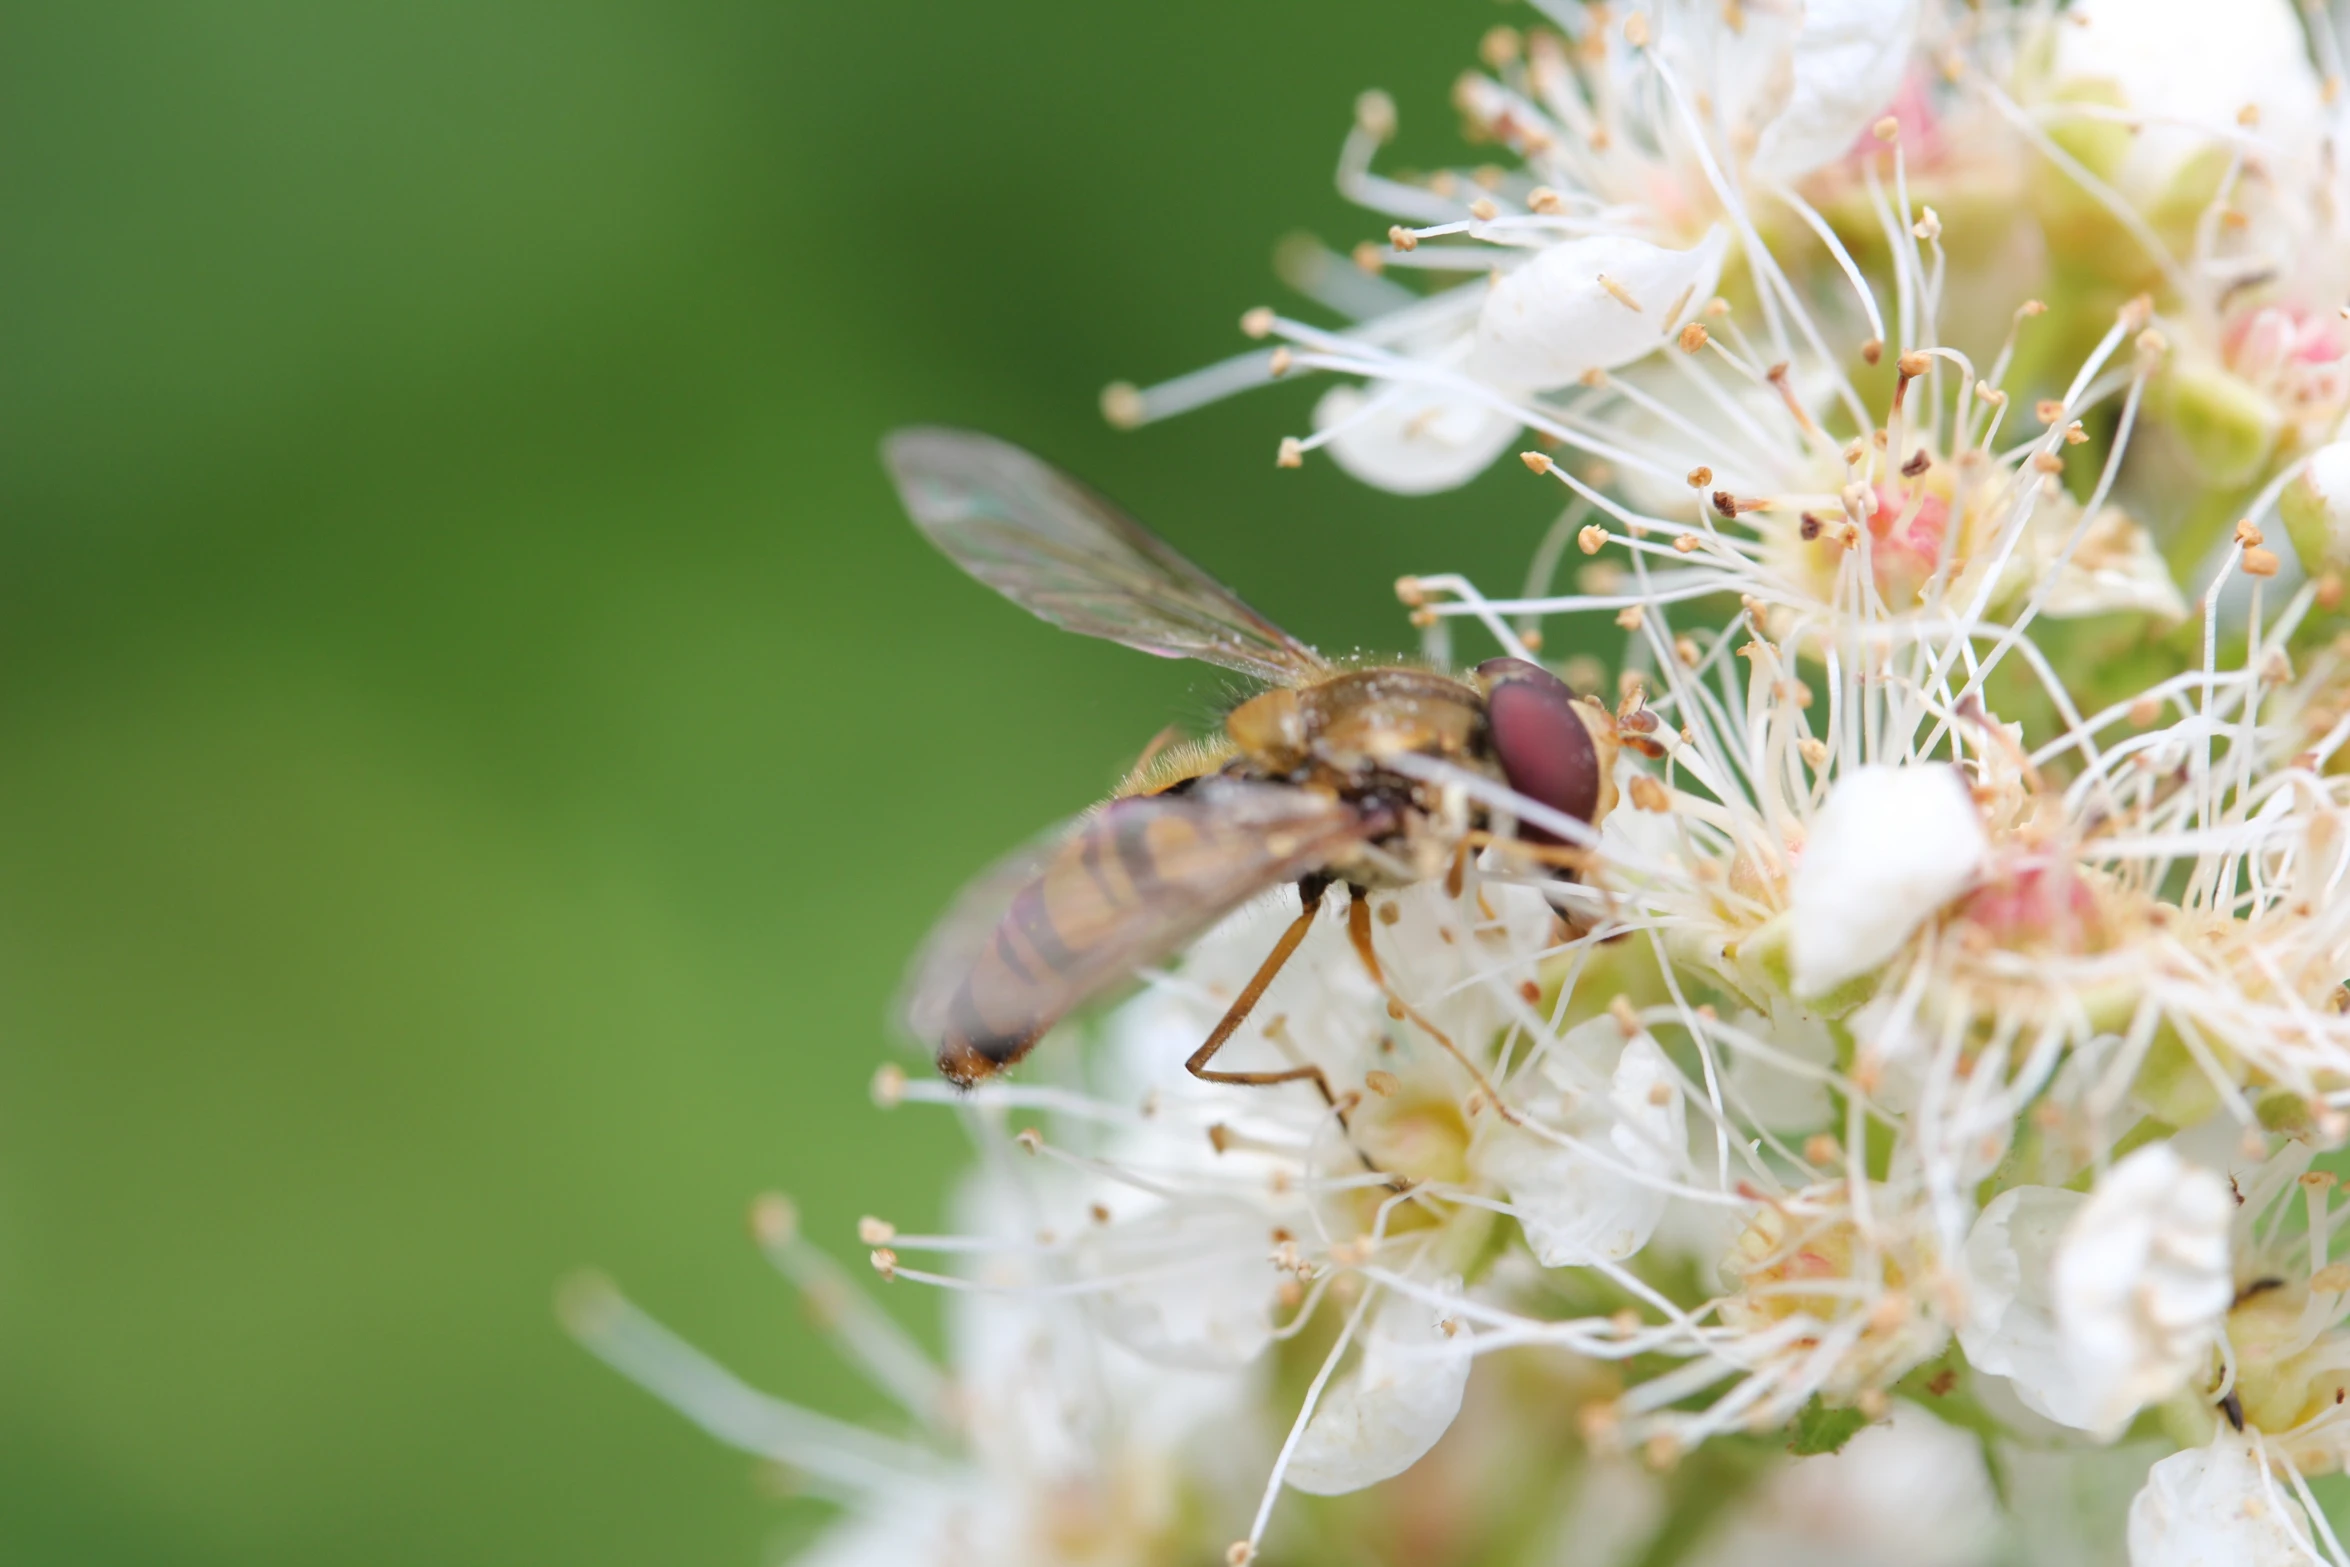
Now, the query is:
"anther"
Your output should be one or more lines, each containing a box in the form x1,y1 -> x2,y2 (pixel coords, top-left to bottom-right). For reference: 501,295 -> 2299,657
1674,636 -> 1700,667
1479,25 -> 1521,68
1901,449 -> 1931,478
1597,273 -> 1642,312
1872,115 -> 1900,143
750,1192 -> 799,1245
1014,1127 -> 1043,1154
1610,994 -> 1643,1037
1622,12 -> 1649,47
1354,90 -> 1397,141
1267,347 -> 1292,376
1860,338 -> 1884,365
857,1215 -> 895,1245
1896,350 -> 1930,379
1685,464 -> 1713,488
1630,775 -> 1670,812
1240,306 -> 1276,339
1100,382 -> 1144,430
869,1247 -> 898,1280
1387,225 -> 1419,253
1207,1123 -> 1234,1154
1528,185 -> 1565,214
2234,518 -> 2265,548
1578,524 -> 1609,555
1469,197 -> 1499,222
1276,437 -> 1304,469
2244,547 -> 2281,578
1912,206 -> 1940,241
1395,574 -> 1426,606
1614,604 -> 1644,630
1673,533 -> 1699,553
1521,449 -> 1556,475
870,1064 -> 907,1108
1366,1069 -> 1399,1097
1678,321 -> 1710,352
1799,512 -> 1823,541
1351,240 -> 1385,274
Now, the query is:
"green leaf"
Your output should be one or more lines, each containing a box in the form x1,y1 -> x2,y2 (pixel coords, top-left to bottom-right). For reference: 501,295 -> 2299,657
1786,1397 -> 1868,1456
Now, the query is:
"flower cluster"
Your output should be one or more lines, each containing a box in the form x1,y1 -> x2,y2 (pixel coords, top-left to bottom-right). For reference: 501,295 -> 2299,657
582,2 -> 2350,1562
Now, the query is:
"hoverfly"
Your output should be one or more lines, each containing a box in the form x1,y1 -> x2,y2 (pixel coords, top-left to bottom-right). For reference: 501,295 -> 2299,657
885,428 -> 1620,1108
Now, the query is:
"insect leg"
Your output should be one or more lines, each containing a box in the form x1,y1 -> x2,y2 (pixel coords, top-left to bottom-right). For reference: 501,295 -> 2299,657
1184,883 -> 1346,1112
1344,890 -> 1525,1126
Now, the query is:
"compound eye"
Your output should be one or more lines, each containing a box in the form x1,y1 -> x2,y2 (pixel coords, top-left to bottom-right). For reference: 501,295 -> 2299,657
1477,659 -> 1601,841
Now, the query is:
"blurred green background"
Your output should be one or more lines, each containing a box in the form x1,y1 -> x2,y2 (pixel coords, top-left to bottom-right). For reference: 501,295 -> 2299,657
0,5 -> 1567,1564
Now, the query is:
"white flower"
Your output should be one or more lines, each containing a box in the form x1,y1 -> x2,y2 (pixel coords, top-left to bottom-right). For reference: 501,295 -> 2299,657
2127,1430 -> 2315,1567
567,1184 -> 1259,1567
1472,1023 -> 1687,1267
1790,764 -> 1987,998
1283,1281 -> 1474,1495
1960,1146 -> 2234,1439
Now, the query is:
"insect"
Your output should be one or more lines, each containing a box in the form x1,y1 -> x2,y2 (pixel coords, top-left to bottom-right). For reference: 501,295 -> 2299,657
884,427 -> 1620,1109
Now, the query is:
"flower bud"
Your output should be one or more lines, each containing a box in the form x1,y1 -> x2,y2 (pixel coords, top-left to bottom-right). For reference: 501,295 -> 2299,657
2282,439 -> 2350,573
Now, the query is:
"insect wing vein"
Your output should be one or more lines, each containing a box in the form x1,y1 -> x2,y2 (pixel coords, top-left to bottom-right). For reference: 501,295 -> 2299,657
882,427 -> 1326,684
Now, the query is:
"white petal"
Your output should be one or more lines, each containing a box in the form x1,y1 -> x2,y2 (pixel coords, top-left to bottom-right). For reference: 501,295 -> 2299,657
1467,229 -> 1727,392
2036,508 -> 2189,622
1072,1198 -> 1275,1370
2057,0 -> 2324,192
1956,1184 -> 2112,1431
1750,0 -> 1921,183
2127,1432 -> 2313,1567
1284,1284 -> 1473,1495
1315,381 -> 1523,495
1790,763 -> 1987,997
2052,1145 -> 2235,1437
1476,1033 -> 1684,1267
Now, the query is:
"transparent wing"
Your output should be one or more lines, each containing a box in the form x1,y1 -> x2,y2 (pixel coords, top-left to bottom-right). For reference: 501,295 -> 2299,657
902,780 -> 1368,1081
883,427 -> 1328,684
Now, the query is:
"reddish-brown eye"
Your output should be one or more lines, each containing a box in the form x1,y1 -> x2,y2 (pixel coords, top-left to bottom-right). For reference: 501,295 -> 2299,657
1476,657 -> 1600,841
